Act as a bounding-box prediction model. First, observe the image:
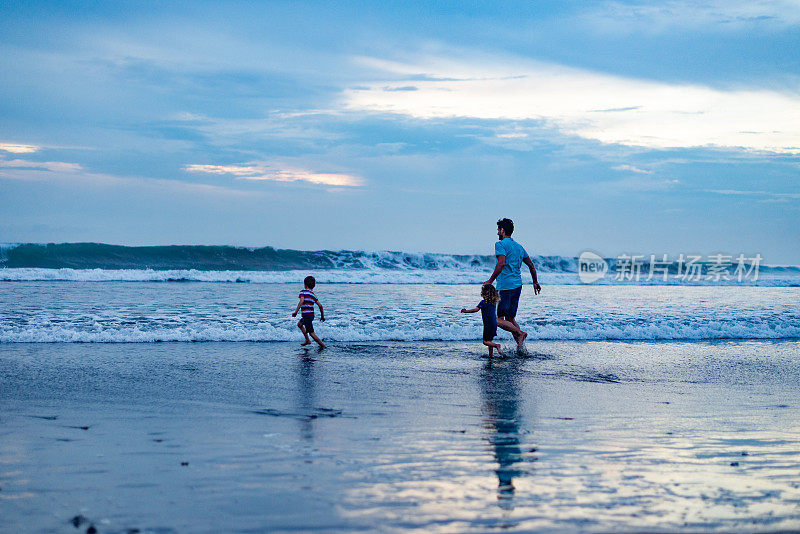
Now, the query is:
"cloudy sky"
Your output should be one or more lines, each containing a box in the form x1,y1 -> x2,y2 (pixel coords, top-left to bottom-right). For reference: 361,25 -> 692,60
1,1 -> 798,262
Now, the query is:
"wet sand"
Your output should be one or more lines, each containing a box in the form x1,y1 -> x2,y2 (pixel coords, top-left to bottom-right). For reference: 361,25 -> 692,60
2,340 -> 800,532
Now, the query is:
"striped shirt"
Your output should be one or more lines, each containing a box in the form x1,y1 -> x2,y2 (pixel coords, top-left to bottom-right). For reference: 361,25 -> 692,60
299,289 -> 318,316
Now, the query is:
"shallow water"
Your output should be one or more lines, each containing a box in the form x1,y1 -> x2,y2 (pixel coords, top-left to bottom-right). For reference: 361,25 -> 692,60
2,341 -> 799,532
2,282 -> 799,341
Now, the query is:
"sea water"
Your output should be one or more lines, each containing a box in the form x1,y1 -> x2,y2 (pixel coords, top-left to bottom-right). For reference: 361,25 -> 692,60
2,248 -> 800,531
1,282 -> 799,343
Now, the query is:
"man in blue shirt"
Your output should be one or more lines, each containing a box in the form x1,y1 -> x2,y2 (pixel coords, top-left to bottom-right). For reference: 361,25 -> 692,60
484,218 -> 541,346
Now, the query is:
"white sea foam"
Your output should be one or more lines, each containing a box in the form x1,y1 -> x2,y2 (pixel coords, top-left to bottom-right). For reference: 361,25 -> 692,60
3,317 -> 799,343
3,279 -> 798,343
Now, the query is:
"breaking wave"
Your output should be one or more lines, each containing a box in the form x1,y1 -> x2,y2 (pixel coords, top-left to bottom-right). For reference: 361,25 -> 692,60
1,243 -> 798,286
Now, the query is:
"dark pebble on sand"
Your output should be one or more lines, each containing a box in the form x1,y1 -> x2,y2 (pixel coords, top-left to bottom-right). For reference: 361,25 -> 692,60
87,525 -> 97,534
181,461 -> 189,466
742,451 -> 749,456
153,439 -> 163,443
529,447 -> 537,452
70,515 -> 88,527
730,461 -> 740,466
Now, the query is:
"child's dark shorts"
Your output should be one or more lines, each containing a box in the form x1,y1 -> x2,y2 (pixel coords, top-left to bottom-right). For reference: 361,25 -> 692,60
300,315 -> 315,333
483,324 -> 497,342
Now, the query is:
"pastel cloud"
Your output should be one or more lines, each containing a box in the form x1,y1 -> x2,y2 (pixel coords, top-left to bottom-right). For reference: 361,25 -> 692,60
0,162 -> 248,197
0,143 -> 40,154
586,0 -> 800,32
613,164 -> 653,174
0,158 -> 82,172
706,189 -> 800,200
184,163 -> 363,187
344,56 -> 800,154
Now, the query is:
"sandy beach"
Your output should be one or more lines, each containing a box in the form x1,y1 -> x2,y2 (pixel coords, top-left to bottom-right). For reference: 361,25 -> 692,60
2,340 -> 799,532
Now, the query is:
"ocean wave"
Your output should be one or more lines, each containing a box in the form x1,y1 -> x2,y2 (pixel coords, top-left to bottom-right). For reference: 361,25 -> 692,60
2,243 -> 798,287
0,243 -> 498,271
1,267 -> 798,286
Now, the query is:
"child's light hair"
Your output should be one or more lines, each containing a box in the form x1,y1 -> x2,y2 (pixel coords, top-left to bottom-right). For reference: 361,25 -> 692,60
481,284 -> 500,305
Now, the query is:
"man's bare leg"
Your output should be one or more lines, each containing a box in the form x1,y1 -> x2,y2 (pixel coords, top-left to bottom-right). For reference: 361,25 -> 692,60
497,317 -> 522,340
297,321 -> 311,346
509,318 -> 527,346
310,332 -> 327,349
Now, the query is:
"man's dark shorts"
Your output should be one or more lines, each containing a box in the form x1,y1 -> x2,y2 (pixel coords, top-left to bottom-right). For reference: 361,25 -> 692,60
497,286 -> 522,319
300,315 -> 314,333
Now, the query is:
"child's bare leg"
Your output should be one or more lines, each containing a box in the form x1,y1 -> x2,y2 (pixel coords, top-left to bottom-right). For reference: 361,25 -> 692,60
297,321 -> 311,345
310,332 -> 327,349
485,340 -> 504,357
493,341 -> 504,357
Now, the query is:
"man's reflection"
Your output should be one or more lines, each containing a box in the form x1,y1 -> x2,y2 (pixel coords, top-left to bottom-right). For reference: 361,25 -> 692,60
479,357 -> 528,510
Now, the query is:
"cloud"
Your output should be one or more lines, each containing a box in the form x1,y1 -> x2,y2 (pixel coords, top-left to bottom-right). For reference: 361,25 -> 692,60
591,107 -> 642,113
584,0 -> 800,32
0,160 -> 248,197
344,55 -> 800,154
0,158 -> 82,172
601,176 -> 680,191
706,189 -> 800,200
384,86 -> 418,92
0,143 -> 40,154
612,164 -> 653,174
184,162 -> 363,187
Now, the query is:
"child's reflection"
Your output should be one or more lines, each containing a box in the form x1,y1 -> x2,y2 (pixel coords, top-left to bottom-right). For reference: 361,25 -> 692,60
297,351 -> 316,441
479,358 -> 529,510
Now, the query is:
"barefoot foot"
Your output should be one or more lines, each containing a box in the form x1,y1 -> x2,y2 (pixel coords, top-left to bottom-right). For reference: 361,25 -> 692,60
517,331 -> 528,346
300,341 -> 311,346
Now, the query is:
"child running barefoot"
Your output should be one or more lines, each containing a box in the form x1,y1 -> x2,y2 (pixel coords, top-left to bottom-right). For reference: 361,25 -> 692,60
461,284 -> 504,358
291,275 -> 326,349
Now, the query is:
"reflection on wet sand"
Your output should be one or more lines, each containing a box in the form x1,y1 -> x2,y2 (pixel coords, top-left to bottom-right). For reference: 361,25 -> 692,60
480,357 -> 533,510
297,350 -> 316,441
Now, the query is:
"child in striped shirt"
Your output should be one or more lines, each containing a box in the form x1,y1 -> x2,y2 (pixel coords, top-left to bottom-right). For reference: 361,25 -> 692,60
292,275 -> 326,348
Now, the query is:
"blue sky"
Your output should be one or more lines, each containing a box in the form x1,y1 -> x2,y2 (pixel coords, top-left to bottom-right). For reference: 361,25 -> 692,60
1,0 -> 799,262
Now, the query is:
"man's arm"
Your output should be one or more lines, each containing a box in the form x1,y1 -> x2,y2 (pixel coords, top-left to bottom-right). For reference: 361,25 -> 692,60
291,296 -> 303,316
523,256 -> 541,295
461,307 -> 480,313
317,300 -> 325,321
484,255 -> 505,285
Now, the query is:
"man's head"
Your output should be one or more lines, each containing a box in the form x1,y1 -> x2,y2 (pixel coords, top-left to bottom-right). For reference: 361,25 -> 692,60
304,275 -> 316,289
496,218 -> 514,239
